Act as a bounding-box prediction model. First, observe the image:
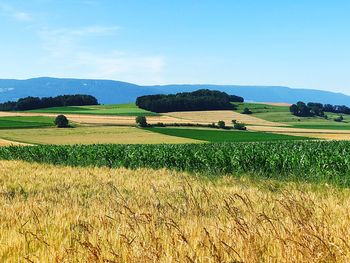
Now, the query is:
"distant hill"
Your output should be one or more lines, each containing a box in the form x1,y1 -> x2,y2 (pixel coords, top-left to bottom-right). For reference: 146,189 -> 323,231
0,77 -> 349,106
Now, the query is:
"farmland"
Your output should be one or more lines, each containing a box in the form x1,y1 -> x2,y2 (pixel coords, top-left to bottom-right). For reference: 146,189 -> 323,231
0,100 -> 349,263
1,100 -> 350,142
1,99 -> 350,262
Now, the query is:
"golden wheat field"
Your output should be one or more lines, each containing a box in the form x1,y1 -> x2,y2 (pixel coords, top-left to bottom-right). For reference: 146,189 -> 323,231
1,160 -> 350,262
0,126 -> 200,145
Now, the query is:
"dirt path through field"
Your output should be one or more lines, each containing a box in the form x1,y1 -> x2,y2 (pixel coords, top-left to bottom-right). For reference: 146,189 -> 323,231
0,138 -> 29,146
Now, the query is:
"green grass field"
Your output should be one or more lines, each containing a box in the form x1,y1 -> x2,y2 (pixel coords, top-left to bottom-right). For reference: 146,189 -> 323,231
0,116 -> 54,129
27,103 -> 158,116
147,127 -> 311,142
234,102 -> 290,113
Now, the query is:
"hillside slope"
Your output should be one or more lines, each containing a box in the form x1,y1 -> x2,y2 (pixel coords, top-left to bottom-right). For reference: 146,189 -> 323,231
0,77 -> 349,105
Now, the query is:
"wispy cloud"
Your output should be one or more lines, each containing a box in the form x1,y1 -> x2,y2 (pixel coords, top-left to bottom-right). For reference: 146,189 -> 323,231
75,51 -> 165,83
38,26 -> 120,57
48,25 -> 120,37
37,25 -> 165,83
0,2 -> 32,21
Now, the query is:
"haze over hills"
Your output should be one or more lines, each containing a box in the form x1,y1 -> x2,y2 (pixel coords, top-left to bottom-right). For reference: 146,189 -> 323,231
0,77 -> 349,106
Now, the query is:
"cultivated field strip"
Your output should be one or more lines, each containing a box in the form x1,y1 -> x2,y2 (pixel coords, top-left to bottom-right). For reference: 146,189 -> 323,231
0,111 -> 187,125
1,141 -> 350,186
1,160 -> 350,262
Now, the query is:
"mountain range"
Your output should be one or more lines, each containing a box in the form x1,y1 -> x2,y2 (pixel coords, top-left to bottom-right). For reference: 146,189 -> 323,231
0,77 -> 349,106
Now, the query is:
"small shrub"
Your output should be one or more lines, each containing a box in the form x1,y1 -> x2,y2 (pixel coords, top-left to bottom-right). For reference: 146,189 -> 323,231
234,122 -> 247,130
156,122 -> 165,127
208,122 -> 216,128
334,116 -> 344,122
217,120 -> 226,129
242,108 -> 252,114
54,115 -> 69,128
136,116 -> 148,127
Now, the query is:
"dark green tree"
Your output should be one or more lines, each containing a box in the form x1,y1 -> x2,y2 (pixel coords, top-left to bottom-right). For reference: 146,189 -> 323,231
217,120 -> 226,129
234,122 -> 247,130
54,115 -> 69,128
334,115 -> 344,122
242,108 -> 252,114
136,116 -> 148,127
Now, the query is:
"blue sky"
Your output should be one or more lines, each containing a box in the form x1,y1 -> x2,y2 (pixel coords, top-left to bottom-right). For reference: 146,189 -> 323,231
0,0 -> 350,94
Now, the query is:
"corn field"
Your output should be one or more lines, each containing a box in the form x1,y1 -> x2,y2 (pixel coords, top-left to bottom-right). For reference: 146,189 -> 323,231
1,141 -> 350,185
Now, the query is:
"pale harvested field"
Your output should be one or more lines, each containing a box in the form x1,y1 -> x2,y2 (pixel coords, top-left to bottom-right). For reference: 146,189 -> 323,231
1,160 -> 350,262
278,132 -> 350,140
0,111 -> 186,125
0,126 -> 200,145
165,110 -> 289,126
248,125 -> 350,134
250,126 -> 350,140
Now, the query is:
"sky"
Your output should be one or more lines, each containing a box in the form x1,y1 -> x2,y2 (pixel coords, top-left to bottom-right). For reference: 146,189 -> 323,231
0,0 -> 350,95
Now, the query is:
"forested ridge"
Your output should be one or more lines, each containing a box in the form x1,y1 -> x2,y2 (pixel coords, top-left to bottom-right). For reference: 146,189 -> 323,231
0,94 -> 98,111
136,89 -> 244,113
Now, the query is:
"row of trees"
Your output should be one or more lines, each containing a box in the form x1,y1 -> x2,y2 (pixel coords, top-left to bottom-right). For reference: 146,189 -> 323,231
290,101 -> 350,117
136,116 -> 246,130
136,89 -> 244,113
0,94 -> 98,111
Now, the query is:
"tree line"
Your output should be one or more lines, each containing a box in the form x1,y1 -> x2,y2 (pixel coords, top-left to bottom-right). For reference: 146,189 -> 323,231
290,101 -> 350,117
136,89 -> 244,113
0,94 -> 98,111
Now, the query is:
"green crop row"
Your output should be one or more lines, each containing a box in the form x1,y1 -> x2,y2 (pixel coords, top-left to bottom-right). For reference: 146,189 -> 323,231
1,141 -> 350,186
